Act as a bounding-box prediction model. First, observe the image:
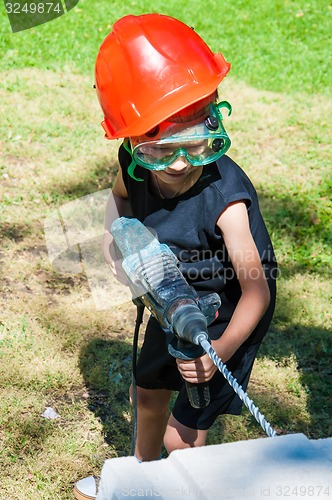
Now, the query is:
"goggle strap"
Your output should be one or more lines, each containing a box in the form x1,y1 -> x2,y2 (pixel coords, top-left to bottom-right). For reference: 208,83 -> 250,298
217,100 -> 232,117
123,139 -> 144,182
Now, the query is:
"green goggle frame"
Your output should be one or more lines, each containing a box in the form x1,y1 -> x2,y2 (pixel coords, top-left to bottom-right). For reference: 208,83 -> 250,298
124,101 -> 232,181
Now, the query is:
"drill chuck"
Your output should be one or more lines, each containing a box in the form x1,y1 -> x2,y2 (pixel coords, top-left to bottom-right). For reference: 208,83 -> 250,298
170,303 -> 209,345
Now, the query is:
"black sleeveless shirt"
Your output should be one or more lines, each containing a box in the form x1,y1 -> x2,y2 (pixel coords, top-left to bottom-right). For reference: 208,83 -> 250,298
118,144 -> 277,331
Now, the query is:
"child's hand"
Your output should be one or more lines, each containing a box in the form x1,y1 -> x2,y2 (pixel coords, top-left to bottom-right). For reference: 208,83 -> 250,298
176,354 -> 217,384
102,231 -> 129,286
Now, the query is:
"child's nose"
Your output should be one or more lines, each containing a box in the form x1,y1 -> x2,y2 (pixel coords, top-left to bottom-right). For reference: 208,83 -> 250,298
166,157 -> 190,172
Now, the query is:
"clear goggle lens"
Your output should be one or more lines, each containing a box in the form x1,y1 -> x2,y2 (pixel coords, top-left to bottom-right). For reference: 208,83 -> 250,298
130,101 -> 232,171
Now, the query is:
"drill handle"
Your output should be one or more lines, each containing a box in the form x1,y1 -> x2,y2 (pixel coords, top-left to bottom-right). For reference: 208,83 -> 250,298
185,380 -> 210,409
168,337 -> 211,409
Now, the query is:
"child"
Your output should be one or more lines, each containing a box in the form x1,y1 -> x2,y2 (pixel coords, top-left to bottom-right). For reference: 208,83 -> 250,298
74,13 -> 277,499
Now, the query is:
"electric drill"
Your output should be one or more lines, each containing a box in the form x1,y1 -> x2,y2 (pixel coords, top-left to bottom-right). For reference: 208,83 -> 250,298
111,217 -> 221,408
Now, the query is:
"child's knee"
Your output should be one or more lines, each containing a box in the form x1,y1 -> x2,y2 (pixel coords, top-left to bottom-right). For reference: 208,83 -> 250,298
163,426 -> 187,453
131,386 -> 170,415
164,415 -> 208,453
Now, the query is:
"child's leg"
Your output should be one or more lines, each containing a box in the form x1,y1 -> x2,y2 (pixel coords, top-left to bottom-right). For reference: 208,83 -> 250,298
164,413 -> 208,453
131,385 -> 173,462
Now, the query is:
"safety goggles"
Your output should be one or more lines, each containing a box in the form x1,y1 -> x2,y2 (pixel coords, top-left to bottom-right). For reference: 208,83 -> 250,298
129,101 -> 232,171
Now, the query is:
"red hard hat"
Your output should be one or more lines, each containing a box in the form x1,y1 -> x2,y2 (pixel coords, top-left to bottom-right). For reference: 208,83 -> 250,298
95,14 -> 231,139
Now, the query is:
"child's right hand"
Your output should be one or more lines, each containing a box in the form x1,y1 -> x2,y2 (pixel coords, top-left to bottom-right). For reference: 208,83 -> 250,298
102,230 -> 129,286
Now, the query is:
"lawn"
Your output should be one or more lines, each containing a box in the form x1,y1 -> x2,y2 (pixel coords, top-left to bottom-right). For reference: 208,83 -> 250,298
0,1 -> 331,498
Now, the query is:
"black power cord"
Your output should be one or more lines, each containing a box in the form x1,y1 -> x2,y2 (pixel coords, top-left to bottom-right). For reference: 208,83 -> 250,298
130,303 -> 145,456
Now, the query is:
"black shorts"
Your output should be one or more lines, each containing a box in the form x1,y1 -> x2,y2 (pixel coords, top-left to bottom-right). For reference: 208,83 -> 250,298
135,289 -> 275,430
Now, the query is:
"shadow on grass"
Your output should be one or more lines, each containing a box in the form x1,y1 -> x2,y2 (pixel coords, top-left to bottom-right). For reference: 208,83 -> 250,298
0,221 -> 34,243
78,337 -> 134,456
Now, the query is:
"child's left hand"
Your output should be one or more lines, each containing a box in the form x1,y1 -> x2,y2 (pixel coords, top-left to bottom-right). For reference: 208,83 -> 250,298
176,354 -> 217,384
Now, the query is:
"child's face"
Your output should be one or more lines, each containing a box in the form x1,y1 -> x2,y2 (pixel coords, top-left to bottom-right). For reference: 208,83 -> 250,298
151,154 -> 201,188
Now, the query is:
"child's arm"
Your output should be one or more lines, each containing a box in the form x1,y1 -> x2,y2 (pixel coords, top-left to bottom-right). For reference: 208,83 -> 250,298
103,169 -> 132,284
176,201 -> 271,383
105,169 -> 132,228
213,201 -> 271,359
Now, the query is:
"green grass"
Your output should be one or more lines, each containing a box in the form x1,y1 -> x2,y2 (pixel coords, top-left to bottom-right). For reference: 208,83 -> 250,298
0,1 -> 331,498
1,0 -> 331,95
